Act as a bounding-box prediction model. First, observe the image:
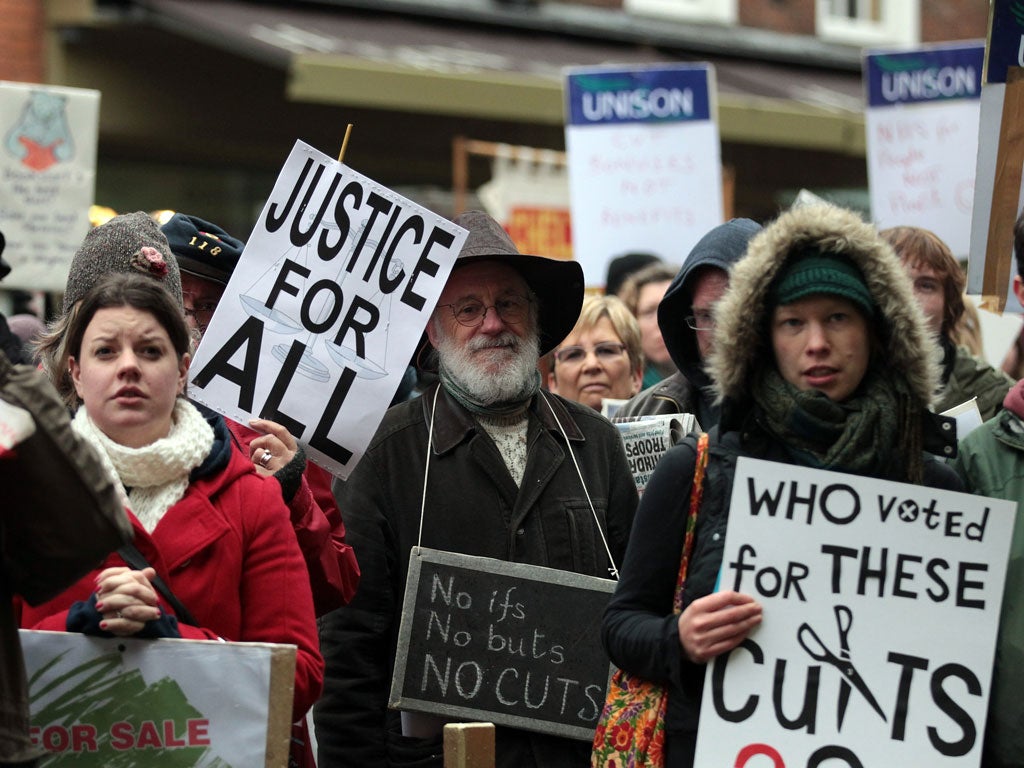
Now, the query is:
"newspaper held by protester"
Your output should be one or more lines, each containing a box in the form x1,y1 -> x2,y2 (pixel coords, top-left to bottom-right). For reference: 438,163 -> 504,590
612,412 -> 699,495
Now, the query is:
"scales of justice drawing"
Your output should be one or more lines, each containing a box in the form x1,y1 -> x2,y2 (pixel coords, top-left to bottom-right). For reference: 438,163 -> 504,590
238,213 -> 395,384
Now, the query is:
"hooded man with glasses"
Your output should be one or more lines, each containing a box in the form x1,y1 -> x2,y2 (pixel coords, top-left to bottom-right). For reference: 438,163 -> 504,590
617,219 -> 762,429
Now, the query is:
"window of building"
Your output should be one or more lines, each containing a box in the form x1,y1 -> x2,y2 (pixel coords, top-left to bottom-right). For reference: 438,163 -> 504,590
624,0 -> 737,25
817,0 -> 920,46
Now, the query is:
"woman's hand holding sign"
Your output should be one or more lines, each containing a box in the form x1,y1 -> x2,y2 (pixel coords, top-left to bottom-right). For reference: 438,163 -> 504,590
248,417 -> 299,476
678,590 -> 762,663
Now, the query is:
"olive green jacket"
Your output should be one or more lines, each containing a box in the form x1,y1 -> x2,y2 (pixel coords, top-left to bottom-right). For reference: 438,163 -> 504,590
934,345 -> 1014,422
952,403 -> 1024,768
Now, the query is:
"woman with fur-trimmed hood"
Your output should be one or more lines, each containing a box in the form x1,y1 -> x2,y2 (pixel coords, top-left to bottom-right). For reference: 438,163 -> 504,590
599,204 -> 963,768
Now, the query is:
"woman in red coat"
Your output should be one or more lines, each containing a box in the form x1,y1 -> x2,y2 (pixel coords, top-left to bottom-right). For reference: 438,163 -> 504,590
17,273 -> 323,763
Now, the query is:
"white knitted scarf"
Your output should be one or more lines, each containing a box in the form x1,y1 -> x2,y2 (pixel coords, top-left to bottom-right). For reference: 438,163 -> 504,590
72,398 -> 215,533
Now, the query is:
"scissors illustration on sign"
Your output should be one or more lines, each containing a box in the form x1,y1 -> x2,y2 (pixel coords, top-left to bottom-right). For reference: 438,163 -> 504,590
797,605 -> 887,727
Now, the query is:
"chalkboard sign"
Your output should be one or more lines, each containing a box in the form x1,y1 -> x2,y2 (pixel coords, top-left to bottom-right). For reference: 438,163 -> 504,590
389,547 -> 617,741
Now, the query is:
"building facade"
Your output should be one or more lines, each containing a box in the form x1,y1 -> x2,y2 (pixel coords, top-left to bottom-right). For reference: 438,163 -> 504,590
2,0 -> 990,237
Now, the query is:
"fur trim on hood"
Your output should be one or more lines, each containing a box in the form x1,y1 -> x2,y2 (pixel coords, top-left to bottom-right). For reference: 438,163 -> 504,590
709,203 -> 941,407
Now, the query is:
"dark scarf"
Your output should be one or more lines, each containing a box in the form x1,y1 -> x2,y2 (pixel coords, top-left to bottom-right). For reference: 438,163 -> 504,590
439,365 -> 541,417
753,366 -> 923,482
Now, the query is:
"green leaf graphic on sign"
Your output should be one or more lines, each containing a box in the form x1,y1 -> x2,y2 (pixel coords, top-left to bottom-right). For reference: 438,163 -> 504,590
29,651 -> 234,767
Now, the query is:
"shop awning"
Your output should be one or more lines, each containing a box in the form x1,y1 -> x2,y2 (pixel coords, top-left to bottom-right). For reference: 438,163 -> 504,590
131,0 -> 867,155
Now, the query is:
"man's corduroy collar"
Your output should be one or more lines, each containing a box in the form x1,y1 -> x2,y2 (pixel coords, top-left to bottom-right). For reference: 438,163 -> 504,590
420,383 -> 585,455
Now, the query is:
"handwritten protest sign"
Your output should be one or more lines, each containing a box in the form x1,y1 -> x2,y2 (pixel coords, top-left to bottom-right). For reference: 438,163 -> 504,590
564,64 -> 723,287
613,413 -> 697,494
390,548 -> 616,741
864,42 -> 984,258
695,458 -> 1014,768
0,82 -> 98,291
21,630 -> 295,766
188,140 -> 467,478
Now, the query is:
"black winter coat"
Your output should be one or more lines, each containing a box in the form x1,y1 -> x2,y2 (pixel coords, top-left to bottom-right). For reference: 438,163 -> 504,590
316,383 -> 638,768
601,411 -> 963,768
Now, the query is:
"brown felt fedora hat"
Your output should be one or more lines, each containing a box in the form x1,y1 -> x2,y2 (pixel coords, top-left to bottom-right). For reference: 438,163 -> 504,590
417,210 -> 584,369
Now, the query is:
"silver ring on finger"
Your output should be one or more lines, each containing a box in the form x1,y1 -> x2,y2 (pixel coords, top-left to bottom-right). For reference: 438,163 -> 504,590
259,450 -> 272,467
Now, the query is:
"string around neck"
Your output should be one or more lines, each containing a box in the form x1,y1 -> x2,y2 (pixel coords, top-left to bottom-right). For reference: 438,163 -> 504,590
417,384 -> 620,579
417,385 -> 442,549
539,391 -> 619,580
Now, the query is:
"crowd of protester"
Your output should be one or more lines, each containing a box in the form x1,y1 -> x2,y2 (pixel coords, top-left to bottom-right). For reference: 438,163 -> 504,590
3,196 -> 1024,768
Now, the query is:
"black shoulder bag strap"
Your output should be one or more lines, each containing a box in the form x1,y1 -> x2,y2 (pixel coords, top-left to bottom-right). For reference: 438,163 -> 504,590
118,542 -> 199,627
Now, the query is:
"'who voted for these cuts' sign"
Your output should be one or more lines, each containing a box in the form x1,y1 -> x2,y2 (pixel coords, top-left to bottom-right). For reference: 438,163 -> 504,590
695,458 -> 1014,768
187,140 -> 467,479
864,41 -> 984,258
390,548 -> 616,741
564,64 -> 723,288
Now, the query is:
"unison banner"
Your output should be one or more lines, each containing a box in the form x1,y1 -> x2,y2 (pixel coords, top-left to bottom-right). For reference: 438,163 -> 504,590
967,0 -> 1024,308
564,64 -> 723,288
864,42 -> 984,258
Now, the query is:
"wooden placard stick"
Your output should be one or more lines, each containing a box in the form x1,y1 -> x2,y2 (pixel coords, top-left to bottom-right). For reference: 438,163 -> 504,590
981,68 -> 1024,312
338,124 -> 354,163
265,645 -> 297,767
443,723 -> 495,768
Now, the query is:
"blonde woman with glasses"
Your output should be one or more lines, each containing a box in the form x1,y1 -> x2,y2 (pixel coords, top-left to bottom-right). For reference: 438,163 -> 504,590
547,293 -> 643,410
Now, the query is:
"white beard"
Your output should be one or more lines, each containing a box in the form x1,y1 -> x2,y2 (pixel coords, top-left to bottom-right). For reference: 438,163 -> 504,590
436,327 -> 540,404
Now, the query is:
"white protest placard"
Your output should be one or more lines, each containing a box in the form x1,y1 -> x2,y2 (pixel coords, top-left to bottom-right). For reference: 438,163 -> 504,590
696,458 -> 1014,768
941,397 -> 985,440
477,148 -> 572,260
188,140 -> 467,479
0,81 -> 99,291
973,298 -> 1024,367
20,630 -> 295,766
967,2 -> 1024,308
864,42 -> 984,257
564,64 -> 723,287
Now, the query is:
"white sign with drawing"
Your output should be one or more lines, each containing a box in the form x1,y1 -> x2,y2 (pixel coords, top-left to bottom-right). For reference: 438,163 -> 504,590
188,139 -> 467,478
0,81 -> 99,291
696,458 -> 1014,768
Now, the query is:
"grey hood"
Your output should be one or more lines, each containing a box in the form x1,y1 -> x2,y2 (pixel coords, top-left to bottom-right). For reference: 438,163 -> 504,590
709,203 -> 940,408
658,218 -> 762,390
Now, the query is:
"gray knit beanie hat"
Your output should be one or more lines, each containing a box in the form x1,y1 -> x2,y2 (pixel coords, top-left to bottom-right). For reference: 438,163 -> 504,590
63,211 -> 182,313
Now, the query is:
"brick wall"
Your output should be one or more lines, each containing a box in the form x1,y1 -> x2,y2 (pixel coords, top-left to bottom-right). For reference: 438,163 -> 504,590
741,0 -> 815,36
561,0 -> 988,43
921,0 -> 988,42
741,0 -> 986,42
0,0 -> 44,82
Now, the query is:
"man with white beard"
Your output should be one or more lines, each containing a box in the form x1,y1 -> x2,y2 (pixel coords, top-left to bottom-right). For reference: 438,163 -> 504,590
315,210 -> 638,768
